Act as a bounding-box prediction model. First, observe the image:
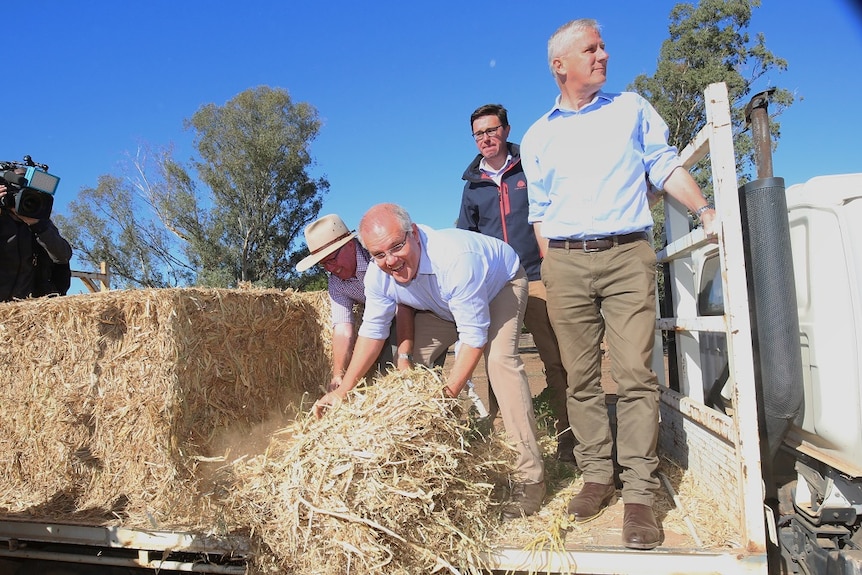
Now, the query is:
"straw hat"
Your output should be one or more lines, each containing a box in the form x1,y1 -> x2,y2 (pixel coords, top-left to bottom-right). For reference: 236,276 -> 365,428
295,214 -> 357,272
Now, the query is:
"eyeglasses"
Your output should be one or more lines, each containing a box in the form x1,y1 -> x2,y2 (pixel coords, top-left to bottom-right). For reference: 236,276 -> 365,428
472,125 -> 504,141
370,231 -> 411,261
320,245 -> 343,267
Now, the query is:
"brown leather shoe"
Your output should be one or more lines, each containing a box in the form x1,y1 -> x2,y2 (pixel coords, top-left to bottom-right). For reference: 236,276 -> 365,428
623,503 -> 661,549
567,481 -> 616,522
501,481 -> 545,521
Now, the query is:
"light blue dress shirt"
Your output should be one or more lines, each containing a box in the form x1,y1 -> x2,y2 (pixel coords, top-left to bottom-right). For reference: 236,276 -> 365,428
521,91 -> 682,239
358,225 -> 521,349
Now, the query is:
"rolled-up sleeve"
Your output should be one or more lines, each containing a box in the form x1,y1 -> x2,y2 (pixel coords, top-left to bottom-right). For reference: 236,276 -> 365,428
641,99 -> 682,189
329,287 -> 355,326
357,265 -> 397,340
439,253 -> 492,349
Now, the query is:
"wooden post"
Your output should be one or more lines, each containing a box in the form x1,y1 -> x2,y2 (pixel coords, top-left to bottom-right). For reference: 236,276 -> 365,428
71,261 -> 111,292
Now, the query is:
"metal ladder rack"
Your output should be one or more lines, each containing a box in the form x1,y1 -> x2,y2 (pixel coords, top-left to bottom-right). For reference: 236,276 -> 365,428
655,81 -> 767,557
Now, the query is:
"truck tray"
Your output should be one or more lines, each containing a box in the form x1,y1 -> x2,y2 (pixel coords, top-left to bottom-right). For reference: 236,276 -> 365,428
0,518 -> 249,573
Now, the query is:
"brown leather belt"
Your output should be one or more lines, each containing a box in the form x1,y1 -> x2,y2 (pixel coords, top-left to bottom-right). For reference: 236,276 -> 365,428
547,231 -> 649,252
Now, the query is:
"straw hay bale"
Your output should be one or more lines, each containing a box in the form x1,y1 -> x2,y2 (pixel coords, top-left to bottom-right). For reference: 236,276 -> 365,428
0,285 -> 737,570
224,367 -> 515,575
0,287 -> 331,530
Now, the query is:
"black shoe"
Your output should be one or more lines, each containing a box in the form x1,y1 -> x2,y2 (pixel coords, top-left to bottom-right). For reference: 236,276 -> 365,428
556,431 -> 577,464
501,481 -> 546,521
556,442 -> 577,464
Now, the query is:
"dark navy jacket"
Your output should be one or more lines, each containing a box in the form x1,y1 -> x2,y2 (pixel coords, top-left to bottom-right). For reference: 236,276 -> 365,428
457,143 -> 543,281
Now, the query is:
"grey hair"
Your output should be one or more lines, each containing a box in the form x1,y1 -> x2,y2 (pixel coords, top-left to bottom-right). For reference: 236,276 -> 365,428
547,18 -> 601,75
358,203 -> 413,248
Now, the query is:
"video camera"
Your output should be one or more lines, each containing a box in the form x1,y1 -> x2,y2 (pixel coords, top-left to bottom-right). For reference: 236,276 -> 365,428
0,155 -> 60,220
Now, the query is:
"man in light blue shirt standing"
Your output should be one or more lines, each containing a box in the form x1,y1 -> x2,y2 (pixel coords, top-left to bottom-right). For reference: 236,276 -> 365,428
313,203 -> 545,520
520,18 -> 717,549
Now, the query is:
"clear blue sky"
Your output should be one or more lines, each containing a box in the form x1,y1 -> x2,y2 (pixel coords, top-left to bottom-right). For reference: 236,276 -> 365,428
4,0 -> 861,280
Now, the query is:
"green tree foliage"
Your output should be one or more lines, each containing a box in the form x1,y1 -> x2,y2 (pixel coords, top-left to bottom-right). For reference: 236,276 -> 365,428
628,0 -> 795,242
58,86 -> 330,290
55,172 -> 195,289
178,86 -> 329,288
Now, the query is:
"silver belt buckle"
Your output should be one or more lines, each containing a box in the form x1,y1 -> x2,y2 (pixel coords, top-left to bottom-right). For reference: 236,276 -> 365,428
582,239 -> 602,252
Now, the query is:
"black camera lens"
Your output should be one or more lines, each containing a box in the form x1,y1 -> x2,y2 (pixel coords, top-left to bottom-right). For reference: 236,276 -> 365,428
19,192 -> 41,213
16,189 -> 53,220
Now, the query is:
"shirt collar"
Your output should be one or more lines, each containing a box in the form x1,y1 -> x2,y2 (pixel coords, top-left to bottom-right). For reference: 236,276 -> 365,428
548,91 -> 612,118
416,226 -> 434,275
354,241 -> 371,275
478,153 -> 513,178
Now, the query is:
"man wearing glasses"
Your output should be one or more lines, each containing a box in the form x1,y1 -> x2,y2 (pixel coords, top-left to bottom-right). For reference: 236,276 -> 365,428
296,214 -> 399,392
313,203 -> 546,521
458,103 -> 574,465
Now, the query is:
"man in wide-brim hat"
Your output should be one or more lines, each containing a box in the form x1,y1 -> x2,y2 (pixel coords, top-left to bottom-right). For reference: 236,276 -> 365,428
297,214 -> 401,391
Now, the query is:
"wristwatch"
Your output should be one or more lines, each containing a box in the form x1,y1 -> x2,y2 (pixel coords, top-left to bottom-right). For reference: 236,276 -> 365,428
694,204 -> 714,218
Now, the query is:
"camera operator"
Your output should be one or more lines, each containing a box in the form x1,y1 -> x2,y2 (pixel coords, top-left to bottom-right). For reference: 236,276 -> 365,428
0,168 -> 72,302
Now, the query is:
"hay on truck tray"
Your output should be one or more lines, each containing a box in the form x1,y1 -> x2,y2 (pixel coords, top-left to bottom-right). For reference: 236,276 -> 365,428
0,287 -> 331,531
0,285 -> 736,572
223,367 -> 516,575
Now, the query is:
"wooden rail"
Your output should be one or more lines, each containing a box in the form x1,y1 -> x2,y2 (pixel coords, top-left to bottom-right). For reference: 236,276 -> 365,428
71,261 -> 110,292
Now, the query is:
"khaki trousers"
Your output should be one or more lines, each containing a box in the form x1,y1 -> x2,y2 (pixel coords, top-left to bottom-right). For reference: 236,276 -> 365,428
414,267 -> 544,484
525,280 -> 570,438
542,240 -> 659,504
